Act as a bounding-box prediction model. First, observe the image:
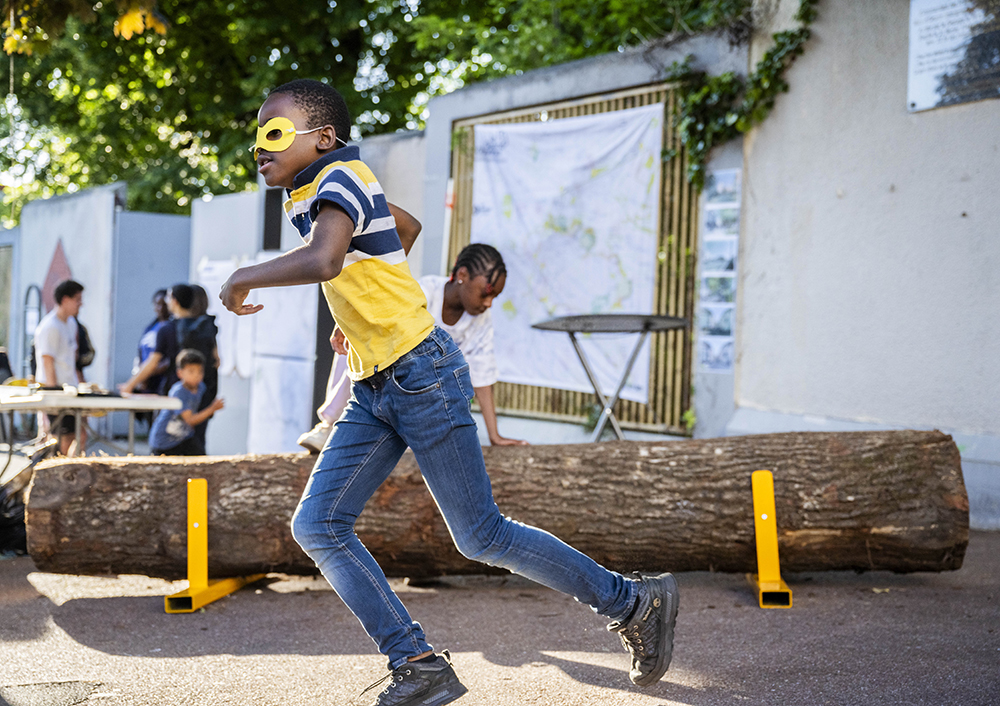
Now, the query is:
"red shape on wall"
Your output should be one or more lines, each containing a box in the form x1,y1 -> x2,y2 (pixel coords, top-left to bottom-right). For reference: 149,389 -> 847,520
42,239 -> 73,314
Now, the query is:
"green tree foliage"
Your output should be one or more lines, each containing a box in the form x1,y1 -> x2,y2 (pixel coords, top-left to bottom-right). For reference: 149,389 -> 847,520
664,0 -> 818,188
1,0 -> 756,225
404,0 -> 752,83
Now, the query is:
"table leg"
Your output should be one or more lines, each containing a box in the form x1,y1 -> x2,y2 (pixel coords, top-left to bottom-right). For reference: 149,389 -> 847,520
589,330 -> 650,442
128,412 -> 135,455
568,332 -> 625,441
72,411 -> 83,457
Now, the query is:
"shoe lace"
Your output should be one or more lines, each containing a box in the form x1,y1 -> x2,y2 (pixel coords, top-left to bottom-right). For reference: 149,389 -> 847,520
354,651 -> 451,706
619,624 -> 646,657
356,669 -> 398,705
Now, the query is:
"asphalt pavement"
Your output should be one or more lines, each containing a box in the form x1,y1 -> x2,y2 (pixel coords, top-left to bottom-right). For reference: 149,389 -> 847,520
1,531 -> 998,706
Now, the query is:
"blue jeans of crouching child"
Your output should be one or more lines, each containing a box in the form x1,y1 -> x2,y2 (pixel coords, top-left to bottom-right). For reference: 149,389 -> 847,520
291,327 -> 638,668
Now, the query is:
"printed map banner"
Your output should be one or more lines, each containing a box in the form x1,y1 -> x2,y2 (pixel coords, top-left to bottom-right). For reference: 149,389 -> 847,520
471,104 -> 663,403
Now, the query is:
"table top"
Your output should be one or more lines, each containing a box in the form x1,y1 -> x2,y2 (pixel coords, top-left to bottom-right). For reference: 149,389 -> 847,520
532,313 -> 688,334
0,389 -> 181,413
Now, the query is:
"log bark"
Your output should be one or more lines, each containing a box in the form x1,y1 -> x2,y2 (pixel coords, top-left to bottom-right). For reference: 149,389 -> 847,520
25,430 -> 968,579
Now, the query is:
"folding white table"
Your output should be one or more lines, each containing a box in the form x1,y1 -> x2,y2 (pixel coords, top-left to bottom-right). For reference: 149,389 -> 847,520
532,314 -> 688,442
0,387 -> 181,456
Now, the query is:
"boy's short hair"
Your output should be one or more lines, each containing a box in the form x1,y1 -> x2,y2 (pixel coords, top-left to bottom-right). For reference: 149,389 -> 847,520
169,283 -> 195,310
176,348 -> 206,370
54,279 -> 84,304
269,79 -> 352,145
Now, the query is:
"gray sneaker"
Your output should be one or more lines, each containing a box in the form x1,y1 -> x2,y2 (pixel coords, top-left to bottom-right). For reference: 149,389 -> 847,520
608,572 -> 679,687
360,651 -> 468,706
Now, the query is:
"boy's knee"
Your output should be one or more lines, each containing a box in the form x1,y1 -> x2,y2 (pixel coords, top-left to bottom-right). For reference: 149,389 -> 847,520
453,516 -> 509,565
290,502 -> 347,553
289,509 -> 316,552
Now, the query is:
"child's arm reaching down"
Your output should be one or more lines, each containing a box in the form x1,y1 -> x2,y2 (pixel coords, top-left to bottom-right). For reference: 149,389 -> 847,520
180,397 -> 225,428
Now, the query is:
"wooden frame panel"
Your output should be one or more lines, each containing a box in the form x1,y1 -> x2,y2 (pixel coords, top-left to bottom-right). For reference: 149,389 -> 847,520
447,84 -> 697,435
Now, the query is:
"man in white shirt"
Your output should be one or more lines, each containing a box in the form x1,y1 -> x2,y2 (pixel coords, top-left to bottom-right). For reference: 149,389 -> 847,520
34,279 -> 86,455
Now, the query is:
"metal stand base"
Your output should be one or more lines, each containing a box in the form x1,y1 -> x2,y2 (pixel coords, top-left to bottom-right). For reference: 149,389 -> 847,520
748,470 -> 793,609
165,478 -> 265,613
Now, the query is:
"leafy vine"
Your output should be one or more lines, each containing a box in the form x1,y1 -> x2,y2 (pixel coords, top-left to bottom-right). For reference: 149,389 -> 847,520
664,0 -> 820,189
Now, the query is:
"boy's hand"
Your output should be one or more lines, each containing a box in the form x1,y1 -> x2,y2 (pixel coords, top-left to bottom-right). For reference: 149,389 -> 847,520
331,327 -> 349,356
210,398 -> 225,413
220,272 -> 264,316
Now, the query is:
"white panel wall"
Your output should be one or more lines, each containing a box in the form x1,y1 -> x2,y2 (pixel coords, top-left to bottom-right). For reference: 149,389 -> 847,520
736,0 -> 1000,527
360,131 -> 427,278
19,184 -> 123,391
739,1 -> 1000,435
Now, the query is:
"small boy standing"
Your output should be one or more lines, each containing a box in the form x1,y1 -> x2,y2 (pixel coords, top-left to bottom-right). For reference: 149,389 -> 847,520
220,79 -> 678,706
148,349 -> 224,456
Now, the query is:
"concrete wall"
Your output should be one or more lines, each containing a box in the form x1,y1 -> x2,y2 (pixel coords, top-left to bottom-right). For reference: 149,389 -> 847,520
0,226 -> 22,377
19,184 -> 124,391
110,211 -> 190,434
16,185 -> 192,438
734,0 -> 1000,527
190,191 -> 263,273
190,191 -> 261,455
360,131 -> 428,279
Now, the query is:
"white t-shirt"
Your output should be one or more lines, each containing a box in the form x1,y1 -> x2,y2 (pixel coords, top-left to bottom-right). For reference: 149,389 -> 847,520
418,275 -> 498,387
34,310 -> 79,386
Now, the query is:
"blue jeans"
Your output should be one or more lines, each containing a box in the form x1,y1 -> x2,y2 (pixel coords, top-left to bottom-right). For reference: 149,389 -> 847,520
291,328 -> 637,668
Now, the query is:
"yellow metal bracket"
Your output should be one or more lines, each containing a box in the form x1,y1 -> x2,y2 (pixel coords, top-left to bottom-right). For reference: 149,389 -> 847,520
747,470 -> 793,609
165,478 -> 265,613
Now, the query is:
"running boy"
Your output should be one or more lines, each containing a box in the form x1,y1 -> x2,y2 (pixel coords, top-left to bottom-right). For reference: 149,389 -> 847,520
148,349 -> 224,456
220,79 -> 678,706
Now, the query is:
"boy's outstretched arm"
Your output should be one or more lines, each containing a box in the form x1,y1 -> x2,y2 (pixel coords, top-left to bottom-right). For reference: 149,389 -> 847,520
388,202 -> 421,256
220,204 -> 354,316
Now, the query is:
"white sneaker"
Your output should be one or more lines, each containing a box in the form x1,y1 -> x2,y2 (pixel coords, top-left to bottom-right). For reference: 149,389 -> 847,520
297,422 -> 333,453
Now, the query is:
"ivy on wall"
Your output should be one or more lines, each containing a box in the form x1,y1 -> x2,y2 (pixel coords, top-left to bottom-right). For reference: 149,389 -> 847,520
665,0 -> 820,189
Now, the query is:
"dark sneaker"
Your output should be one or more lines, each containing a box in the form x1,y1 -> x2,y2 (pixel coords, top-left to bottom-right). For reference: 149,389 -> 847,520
608,572 -> 679,687
360,651 -> 468,706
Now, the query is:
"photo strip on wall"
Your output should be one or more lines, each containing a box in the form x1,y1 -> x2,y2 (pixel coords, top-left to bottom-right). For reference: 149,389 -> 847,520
698,168 -> 740,373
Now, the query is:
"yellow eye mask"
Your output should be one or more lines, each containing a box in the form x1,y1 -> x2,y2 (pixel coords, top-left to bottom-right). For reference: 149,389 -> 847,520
251,117 -> 321,157
251,116 -> 348,157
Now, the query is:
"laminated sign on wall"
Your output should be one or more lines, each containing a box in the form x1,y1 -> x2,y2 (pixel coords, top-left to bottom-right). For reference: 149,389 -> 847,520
908,0 -> 1000,112
470,104 -> 663,403
698,169 -> 741,373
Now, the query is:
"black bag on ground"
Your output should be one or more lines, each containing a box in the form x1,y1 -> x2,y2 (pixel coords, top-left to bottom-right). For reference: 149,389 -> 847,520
0,483 -> 27,555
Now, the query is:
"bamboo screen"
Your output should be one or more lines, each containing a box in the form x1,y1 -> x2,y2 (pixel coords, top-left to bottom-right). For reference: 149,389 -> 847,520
448,83 -> 698,435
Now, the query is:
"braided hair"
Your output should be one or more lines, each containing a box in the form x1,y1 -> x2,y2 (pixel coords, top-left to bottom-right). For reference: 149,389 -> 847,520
451,244 -> 507,293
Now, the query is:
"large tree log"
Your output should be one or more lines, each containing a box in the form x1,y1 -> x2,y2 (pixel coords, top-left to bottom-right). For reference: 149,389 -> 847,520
25,430 -> 967,579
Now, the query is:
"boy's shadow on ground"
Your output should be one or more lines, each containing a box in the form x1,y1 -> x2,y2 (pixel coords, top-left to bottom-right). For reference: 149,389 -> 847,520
34,573 -> 747,701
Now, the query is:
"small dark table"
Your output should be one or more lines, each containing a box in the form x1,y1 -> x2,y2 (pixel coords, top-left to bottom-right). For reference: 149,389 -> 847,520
532,314 -> 688,442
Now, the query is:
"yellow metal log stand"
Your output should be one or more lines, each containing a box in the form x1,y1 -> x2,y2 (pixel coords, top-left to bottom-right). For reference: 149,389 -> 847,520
165,478 -> 265,614
747,470 -> 793,609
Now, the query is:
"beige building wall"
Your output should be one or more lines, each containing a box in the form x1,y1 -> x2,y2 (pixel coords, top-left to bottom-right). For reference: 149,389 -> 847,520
734,0 -> 1000,527
739,0 -> 1000,433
